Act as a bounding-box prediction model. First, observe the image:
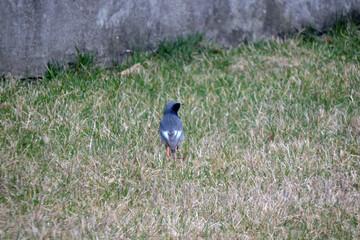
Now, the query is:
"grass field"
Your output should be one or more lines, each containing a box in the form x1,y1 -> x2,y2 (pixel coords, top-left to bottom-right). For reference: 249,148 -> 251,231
1,21 -> 360,239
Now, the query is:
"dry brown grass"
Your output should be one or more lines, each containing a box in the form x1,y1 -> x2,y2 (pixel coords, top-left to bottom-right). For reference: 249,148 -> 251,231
1,24 -> 360,239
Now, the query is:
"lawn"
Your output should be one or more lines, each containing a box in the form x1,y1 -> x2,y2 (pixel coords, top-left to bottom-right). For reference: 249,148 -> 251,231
1,21 -> 359,239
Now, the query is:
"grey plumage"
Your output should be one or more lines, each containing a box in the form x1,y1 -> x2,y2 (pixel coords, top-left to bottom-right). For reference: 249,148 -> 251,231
159,100 -> 184,156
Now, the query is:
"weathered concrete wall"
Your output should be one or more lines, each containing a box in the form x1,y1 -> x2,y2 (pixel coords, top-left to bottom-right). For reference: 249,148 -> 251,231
1,0 -> 359,76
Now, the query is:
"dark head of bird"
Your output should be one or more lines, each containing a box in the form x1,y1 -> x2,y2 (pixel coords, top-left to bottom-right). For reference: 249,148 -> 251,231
164,100 -> 184,116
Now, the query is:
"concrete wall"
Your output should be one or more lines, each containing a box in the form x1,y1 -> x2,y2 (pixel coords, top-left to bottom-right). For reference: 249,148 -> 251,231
1,0 -> 359,77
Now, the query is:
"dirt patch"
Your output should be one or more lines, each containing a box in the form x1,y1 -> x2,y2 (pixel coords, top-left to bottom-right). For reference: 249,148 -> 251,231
228,55 -> 300,73
350,115 -> 360,136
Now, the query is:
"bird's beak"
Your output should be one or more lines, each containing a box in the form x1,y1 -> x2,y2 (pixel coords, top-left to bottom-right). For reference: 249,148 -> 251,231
180,103 -> 184,106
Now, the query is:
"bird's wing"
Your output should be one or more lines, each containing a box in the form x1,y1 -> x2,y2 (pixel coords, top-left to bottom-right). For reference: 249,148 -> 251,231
159,130 -> 183,149
159,114 -> 184,149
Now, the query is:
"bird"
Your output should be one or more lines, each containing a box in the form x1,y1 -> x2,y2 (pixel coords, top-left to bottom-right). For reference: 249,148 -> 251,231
159,100 -> 184,158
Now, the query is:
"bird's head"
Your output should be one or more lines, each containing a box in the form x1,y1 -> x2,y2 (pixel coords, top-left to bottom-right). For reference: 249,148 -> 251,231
164,100 -> 184,115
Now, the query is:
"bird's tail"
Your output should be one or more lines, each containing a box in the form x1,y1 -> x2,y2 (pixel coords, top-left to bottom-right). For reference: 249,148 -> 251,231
166,146 -> 178,158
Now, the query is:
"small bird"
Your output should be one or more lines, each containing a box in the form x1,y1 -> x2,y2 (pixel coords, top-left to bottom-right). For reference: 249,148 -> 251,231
159,101 -> 184,158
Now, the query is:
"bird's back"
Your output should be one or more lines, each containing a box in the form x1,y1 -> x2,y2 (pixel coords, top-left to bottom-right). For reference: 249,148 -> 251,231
159,114 -> 184,150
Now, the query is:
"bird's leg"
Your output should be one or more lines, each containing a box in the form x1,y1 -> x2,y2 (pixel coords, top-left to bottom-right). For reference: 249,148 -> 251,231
166,145 -> 172,158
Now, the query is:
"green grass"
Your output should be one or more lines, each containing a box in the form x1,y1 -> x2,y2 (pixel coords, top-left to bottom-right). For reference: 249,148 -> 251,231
1,21 -> 360,239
